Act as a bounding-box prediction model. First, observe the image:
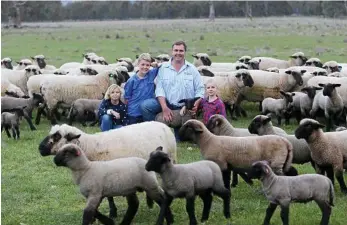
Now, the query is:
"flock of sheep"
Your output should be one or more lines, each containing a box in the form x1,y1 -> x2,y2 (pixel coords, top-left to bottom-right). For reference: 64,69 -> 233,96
1,51 -> 347,225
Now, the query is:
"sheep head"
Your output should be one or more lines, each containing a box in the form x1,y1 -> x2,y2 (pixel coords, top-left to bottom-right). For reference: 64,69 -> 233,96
235,62 -> 249,70
206,114 -> 228,135
301,86 -> 322,99
25,65 -> 42,76
237,55 -> 252,64
289,52 -> 307,66
248,59 -> 260,70
192,53 -> 211,67
31,55 -> 46,69
312,68 -> 327,76
178,97 -> 200,111
319,83 -> 341,97
235,70 -> 254,87
54,143 -> 83,168
178,119 -> 205,143
248,115 -> 272,135
16,59 -> 33,70
284,68 -> 304,86
249,160 -> 272,179
1,57 -> 13,69
294,119 -> 325,141
145,146 -> 171,173
323,61 -> 340,73
305,58 -> 322,68
86,67 -> 98,75
198,66 -> 215,77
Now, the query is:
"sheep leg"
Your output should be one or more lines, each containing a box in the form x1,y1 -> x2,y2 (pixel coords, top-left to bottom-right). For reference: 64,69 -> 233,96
14,125 -> 20,139
263,203 -> 277,225
316,201 -> 331,225
156,192 -> 173,225
277,115 -> 282,126
4,127 -> 11,138
185,196 -> 198,225
35,106 -> 44,125
238,172 -> 253,185
94,210 -> 114,225
48,107 -> 58,125
258,101 -> 263,112
213,188 -> 231,219
23,111 -> 36,130
231,172 -> 239,187
11,127 -> 17,140
82,196 -> 102,225
222,169 -> 232,190
280,205 -> 289,225
335,170 -> 347,194
325,167 -> 335,185
199,190 -> 213,222
119,193 -> 139,225
107,197 -> 117,218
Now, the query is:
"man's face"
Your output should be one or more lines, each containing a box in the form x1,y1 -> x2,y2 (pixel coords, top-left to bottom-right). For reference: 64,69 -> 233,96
172,44 -> 185,62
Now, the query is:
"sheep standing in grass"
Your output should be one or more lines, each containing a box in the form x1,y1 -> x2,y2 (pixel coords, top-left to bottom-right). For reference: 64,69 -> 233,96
250,160 -> 334,225
145,146 -> 230,225
1,106 -> 26,139
67,98 -> 102,126
248,115 -> 287,135
251,52 -> 307,70
31,54 -> 56,70
54,144 -> 172,225
295,119 -> 347,194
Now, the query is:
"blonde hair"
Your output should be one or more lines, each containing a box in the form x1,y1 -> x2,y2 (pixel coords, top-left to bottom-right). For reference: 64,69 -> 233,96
205,79 -> 217,88
137,53 -> 152,63
104,84 -> 122,100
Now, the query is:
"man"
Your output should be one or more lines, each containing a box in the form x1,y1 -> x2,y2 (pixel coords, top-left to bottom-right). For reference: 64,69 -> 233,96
140,40 -> 205,141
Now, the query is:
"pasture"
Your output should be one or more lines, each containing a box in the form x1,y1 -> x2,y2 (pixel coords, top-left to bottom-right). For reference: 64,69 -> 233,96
2,17 -> 347,225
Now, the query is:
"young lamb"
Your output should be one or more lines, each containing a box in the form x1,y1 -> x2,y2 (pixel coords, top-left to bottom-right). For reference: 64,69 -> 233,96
237,55 -> 252,64
1,57 -> 13,69
1,106 -> 26,139
304,57 -> 323,67
54,143 -> 172,225
31,54 -> 56,70
295,119 -> 347,194
178,119 -> 295,190
1,78 -> 25,98
251,52 -> 307,70
14,59 -> 33,70
145,146 -> 230,225
310,83 -> 344,131
262,90 -> 295,126
248,115 -> 287,135
250,161 -> 334,225
67,98 -> 102,126
323,61 -> 340,74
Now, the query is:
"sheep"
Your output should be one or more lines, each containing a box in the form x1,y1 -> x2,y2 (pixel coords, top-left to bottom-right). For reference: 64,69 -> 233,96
265,67 -> 279,73
323,61 -> 340,74
1,57 -> 13,69
154,54 -> 170,63
1,65 -> 42,94
116,58 -> 134,72
31,54 -> 56,70
82,52 -> 98,65
52,69 -> 69,75
39,122 -> 177,218
304,57 -> 323,67
295,119 -> 347,194
67,98 -> 102,126
59,53 -> 98,70
1,106 -> 26,139
13,58 -> 33,70
251,52 -> 307,70
54,143 -> 172,225
310,83 -> 344,131
1,93 -> 44,131
335,126 -> 347,131
237,55 -> 252,64
328,71 -> 347,77
262,90 -> 295,126
178,119 -> 296,190
39,69 -> 127,124
1,78 -> 25,98
91,56 -> 108,65
192,53 -> 211,67
248,115 -> 313,167
145,146 -> 230,225
250,160 -> 334,225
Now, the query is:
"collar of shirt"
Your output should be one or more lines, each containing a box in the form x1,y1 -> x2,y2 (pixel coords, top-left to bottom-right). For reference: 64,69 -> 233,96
164,58 -> 191,73
204,97 -> 220,105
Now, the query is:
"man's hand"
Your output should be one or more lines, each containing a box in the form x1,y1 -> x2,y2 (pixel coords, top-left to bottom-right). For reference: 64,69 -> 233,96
162,106 -> 173,122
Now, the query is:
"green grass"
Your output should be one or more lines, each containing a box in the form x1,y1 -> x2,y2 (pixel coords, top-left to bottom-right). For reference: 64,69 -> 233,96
2,17 -> 347,225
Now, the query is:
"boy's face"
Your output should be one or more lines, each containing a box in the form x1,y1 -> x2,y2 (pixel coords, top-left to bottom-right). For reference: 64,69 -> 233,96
206,83 -> 217,96
110,88 -> 121,101
138,59 -> 151,75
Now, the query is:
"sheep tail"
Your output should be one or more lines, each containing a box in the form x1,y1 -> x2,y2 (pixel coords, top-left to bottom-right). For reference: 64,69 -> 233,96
329,180 -> 335,207
283,139 -> 293,173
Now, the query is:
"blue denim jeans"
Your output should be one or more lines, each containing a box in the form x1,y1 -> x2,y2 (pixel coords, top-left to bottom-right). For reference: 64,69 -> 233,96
100,115 -> 122,131
140,98 -> 182,142
127,115 -> 144,125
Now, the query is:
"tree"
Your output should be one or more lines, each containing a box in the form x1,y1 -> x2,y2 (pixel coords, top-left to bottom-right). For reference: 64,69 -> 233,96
208,1 -> 215,21
8,1 -> 26,28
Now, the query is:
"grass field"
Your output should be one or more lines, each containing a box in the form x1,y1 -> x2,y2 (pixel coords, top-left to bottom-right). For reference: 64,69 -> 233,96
1,17 -> 347,225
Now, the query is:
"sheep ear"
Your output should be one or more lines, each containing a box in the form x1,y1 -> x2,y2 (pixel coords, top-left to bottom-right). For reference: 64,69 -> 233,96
333,84 -> 341,88
65,133 -> 81,142
31,56 -> 35,60
280,90 -> 286,96
291,93 -> 295,96
156,146 -> 163,151
301,56 -> 308,62
318,83 -> 324,87
314,87 -> 323,90
300,70 -> 306,74
317,62 -> 323,68
285,70 -> 291,74
192,123 -> 204,133
192,54 -> 198,59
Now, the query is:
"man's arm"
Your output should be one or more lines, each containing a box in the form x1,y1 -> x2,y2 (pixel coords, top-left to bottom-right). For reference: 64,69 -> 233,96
155,66 -> 173,122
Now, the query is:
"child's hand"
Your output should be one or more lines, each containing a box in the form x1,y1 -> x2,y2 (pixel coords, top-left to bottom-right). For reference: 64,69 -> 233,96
112,111 -> 120,119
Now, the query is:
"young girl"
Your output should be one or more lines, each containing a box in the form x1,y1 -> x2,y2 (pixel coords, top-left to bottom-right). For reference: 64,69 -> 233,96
124,53 -> 159,125
200,79 -> 227,124
98,84 -> 127,131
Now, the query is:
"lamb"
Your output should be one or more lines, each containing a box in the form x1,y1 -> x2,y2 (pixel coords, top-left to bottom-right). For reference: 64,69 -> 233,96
1,93 -> 44,131
323,61 -> 341,73
59,52 -> 98,70
192,53 -> 211,67
1,57 -> 13,69
1,65 -> 42,94
178,119 -> 295,190
310,83 -> 344,131
145,146 -> 230,225
1,78 -> 25,98
295,119 -> 347,194
67,98 -> 102,126
154,54 -> 170,63
250,160 -> 334,225
1,106 -> 26,139
91,56 -> 108,65
248,115 -> 313,166
31,54 -> 56,70
262,91 -> 295,126
54,143 -> 172,225
116,58 -> 134,72
304,57 -> 323,67
237,55 -> 252,64
251,52 -> 307,70
13,58 -> 33,70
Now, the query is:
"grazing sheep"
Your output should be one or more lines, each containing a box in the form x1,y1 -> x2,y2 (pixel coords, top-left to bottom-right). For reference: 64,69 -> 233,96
251,52 -> 307,70
178,119 -> 295,190
1,78 -> 25,97
250,160 -> 334,225
304,57 -> 323,67
54,143 -> 172,225
295,119 -> 347,194
67,98 -> 102,126
1,57 -> 13,69
262,91 -> 295,126
248,115 -> 287,135
310,83 -> 344,131
145,146 -> 230,225
323,61 -> 340,74
31,54 -> 56,70
13,59 -> 33,70
1,106 -> 26,139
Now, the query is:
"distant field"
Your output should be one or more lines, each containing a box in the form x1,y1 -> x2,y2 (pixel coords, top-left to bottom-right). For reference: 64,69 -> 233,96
1,17 -> 347,225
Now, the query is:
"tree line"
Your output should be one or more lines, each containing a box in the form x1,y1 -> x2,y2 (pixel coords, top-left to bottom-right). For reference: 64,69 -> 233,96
1,1 -> 347,25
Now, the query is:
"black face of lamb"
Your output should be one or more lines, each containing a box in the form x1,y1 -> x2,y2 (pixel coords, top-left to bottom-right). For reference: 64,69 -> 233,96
321,83 -> 340,97
38,132 -> 62,156
249,163 -> 264,179
53,147 -> 78,167
248,119 -> 261,134
291,71 -> 304,86
121,71 -> 130,82
178,97 -> 199,110
125,62 -> 134,72
201,56 -> 212,66
4,61 -> 13,69
86,68 -> 98,75
36,59 -> 46,69
242,73 -> 254,87
294,123 -> 315,140
249,61 -> 259,70
145,151 -> 169,173
178,125 -> 196,142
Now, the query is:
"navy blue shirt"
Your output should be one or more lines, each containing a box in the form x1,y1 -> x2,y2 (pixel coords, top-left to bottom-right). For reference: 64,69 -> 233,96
98,99 -> 127,125
124,68 -> 159,117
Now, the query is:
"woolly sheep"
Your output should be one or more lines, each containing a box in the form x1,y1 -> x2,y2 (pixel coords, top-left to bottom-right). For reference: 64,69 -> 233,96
91,56 -> 108,65
82,52 -> 98,65
237,55 -> 252,64
265,67 -> 279,73
192,53 -> 211,67
145,147 -> 230,225
304,57 -> 323,67
54,143 -> 172,225
323,61 -> 340,74
248,115 -> 313,166
335,126 -> 347,131
1,57 -> 13,69
31,54 -> 56,70
14,59 -> 33,70
310,83 -> 344,131
154,54 -> 170,63
67,98 -> 102,126
1,106 -> 26,139
250,160 -> 334,225
262,90 -> 295,126
1,78 -> 25,97
59,53 -> 98,70
328,71 -> 347,77
251,52 -> 307,70
2,65 -> 42,94
295,119 -> 347,194
178,119 -> 295,190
